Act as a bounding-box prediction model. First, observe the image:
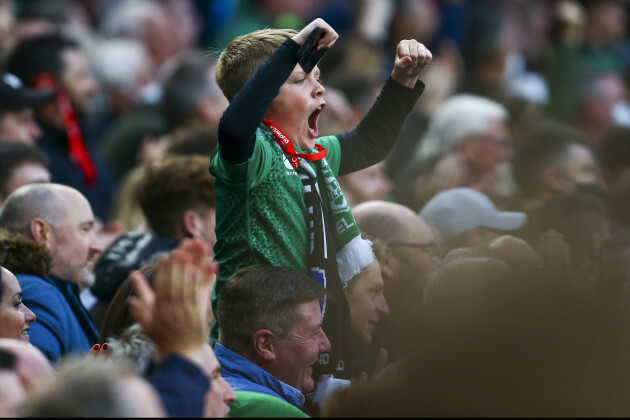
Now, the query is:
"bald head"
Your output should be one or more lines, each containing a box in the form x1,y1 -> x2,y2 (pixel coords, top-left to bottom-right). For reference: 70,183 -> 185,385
487,235 -> 542,268
353,201 -> 434,245
0,183 -> 99,289
353,201 -> 439,307
0,183 -> 79,238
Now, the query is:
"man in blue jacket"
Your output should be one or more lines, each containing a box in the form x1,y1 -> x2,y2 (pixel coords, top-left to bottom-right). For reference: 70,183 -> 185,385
0,183 -> 101,362
216,265 -> 332,416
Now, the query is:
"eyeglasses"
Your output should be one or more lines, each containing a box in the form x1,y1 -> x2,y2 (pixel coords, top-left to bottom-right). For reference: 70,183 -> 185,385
386,242 -> 439,257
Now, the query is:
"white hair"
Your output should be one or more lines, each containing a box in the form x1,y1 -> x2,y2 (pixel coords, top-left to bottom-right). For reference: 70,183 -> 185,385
100,0 -> 163,39
414,94 -> 509,163
90,39 -> 150,90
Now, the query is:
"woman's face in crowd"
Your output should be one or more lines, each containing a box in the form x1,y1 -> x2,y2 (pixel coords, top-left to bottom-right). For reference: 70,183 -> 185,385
345,260 -> 390,345
0,267 -> 36,342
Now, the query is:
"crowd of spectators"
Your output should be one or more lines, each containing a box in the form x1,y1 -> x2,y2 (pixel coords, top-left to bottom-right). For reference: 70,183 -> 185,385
0,0 -> 630,417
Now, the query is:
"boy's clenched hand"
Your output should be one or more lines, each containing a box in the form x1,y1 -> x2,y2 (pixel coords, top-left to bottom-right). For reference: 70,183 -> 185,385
292,18 -> 339,50
391,40 -> 432,88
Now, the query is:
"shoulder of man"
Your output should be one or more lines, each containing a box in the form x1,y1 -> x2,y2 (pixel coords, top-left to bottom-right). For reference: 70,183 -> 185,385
18,274 -> 78,324
18,274 -> 64,304
229,391 -> 310,418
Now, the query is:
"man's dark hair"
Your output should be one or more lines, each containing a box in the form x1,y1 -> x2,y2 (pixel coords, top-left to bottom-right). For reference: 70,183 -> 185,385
218,265 -> 327,354
160,52 -> 217,131
138,155 -> 215,238
6,32 -> 80,86
0,142 -> 49,200
513,119 -> 593,197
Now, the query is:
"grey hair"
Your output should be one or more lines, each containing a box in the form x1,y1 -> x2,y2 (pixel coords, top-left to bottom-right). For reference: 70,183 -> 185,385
90,39 -> 151,90
0,183 -> 63,237
100,0 -> 163,39
107,324 -> 156,376
414,94 -> 509,163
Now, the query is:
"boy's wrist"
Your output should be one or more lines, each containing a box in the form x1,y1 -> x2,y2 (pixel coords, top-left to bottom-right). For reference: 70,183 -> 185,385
390,71 -> 418,89
388,74 -> 425,91
284,38 -> 300,51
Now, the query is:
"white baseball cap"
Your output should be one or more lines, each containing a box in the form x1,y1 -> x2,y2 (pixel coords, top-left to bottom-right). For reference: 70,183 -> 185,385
420,188 -> 527,239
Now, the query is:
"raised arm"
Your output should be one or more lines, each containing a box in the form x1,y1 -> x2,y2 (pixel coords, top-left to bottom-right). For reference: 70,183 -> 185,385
337,40 -> 431,176
128,238 -> 216,417
218,19 -> 338,165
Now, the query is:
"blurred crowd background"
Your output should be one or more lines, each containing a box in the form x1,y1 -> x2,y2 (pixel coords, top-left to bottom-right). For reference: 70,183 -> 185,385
1,0 -> 630,416
1,0 -> 629,231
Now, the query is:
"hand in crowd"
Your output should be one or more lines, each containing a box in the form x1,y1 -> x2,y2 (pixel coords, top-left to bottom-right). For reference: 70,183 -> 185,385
391,39 -> 432,88
357,347 -> 389,383
128,238 -> 217,368
87,342 -> 110,360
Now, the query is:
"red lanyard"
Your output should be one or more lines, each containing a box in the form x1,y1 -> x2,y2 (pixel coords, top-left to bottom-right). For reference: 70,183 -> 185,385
262,119 -> 326,169
57,91 -> 97,184
33,74 -> 97,185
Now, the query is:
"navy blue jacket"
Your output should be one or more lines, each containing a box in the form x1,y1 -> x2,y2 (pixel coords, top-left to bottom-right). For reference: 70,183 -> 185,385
18,273 -> 98,363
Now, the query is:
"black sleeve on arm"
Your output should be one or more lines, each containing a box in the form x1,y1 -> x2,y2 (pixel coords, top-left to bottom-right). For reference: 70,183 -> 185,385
337,77 -> 425,176
217,39 -> 300,165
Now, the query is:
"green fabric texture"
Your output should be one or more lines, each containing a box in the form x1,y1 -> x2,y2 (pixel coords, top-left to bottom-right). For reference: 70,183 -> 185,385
229,391 -> 309,418
209,126 -> 341,343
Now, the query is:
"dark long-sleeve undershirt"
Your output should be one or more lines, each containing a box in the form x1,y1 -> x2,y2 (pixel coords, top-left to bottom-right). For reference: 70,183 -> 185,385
217,38 -> 425,175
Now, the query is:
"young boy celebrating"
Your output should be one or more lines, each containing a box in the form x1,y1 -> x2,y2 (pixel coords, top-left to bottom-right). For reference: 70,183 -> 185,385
210,18 -> 431,388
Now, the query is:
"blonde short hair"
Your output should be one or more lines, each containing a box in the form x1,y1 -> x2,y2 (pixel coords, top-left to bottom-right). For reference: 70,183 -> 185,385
216,28 -> 297,102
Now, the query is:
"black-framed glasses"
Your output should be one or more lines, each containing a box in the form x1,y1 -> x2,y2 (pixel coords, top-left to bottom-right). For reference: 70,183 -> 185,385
386,242 -> 439,258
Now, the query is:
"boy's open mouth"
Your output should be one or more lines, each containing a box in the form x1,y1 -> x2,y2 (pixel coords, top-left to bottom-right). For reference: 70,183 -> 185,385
308,104 -> 325,137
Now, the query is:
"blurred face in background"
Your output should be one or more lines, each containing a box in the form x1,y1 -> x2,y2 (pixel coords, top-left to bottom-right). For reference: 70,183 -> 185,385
345,260 -> 390,345
461,119 -> 512,174
554,143 -> 603,194
0,108 -> 43,145
5,162 -> 50,199
61,48 -> 99,117
339,162 -> 394,208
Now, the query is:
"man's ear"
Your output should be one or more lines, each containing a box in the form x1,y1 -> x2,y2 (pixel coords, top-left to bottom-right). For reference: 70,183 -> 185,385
182,209 -> 200,238
252,329 -> 276,363
379,248 -> 396,280
30,218 -> 54,250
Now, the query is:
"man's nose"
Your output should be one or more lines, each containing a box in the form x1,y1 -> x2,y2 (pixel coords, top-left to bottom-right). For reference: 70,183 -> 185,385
318,328 -> 331,352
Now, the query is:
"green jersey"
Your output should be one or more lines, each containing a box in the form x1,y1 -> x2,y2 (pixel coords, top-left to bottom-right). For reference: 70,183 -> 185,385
209,124 -> 341,342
